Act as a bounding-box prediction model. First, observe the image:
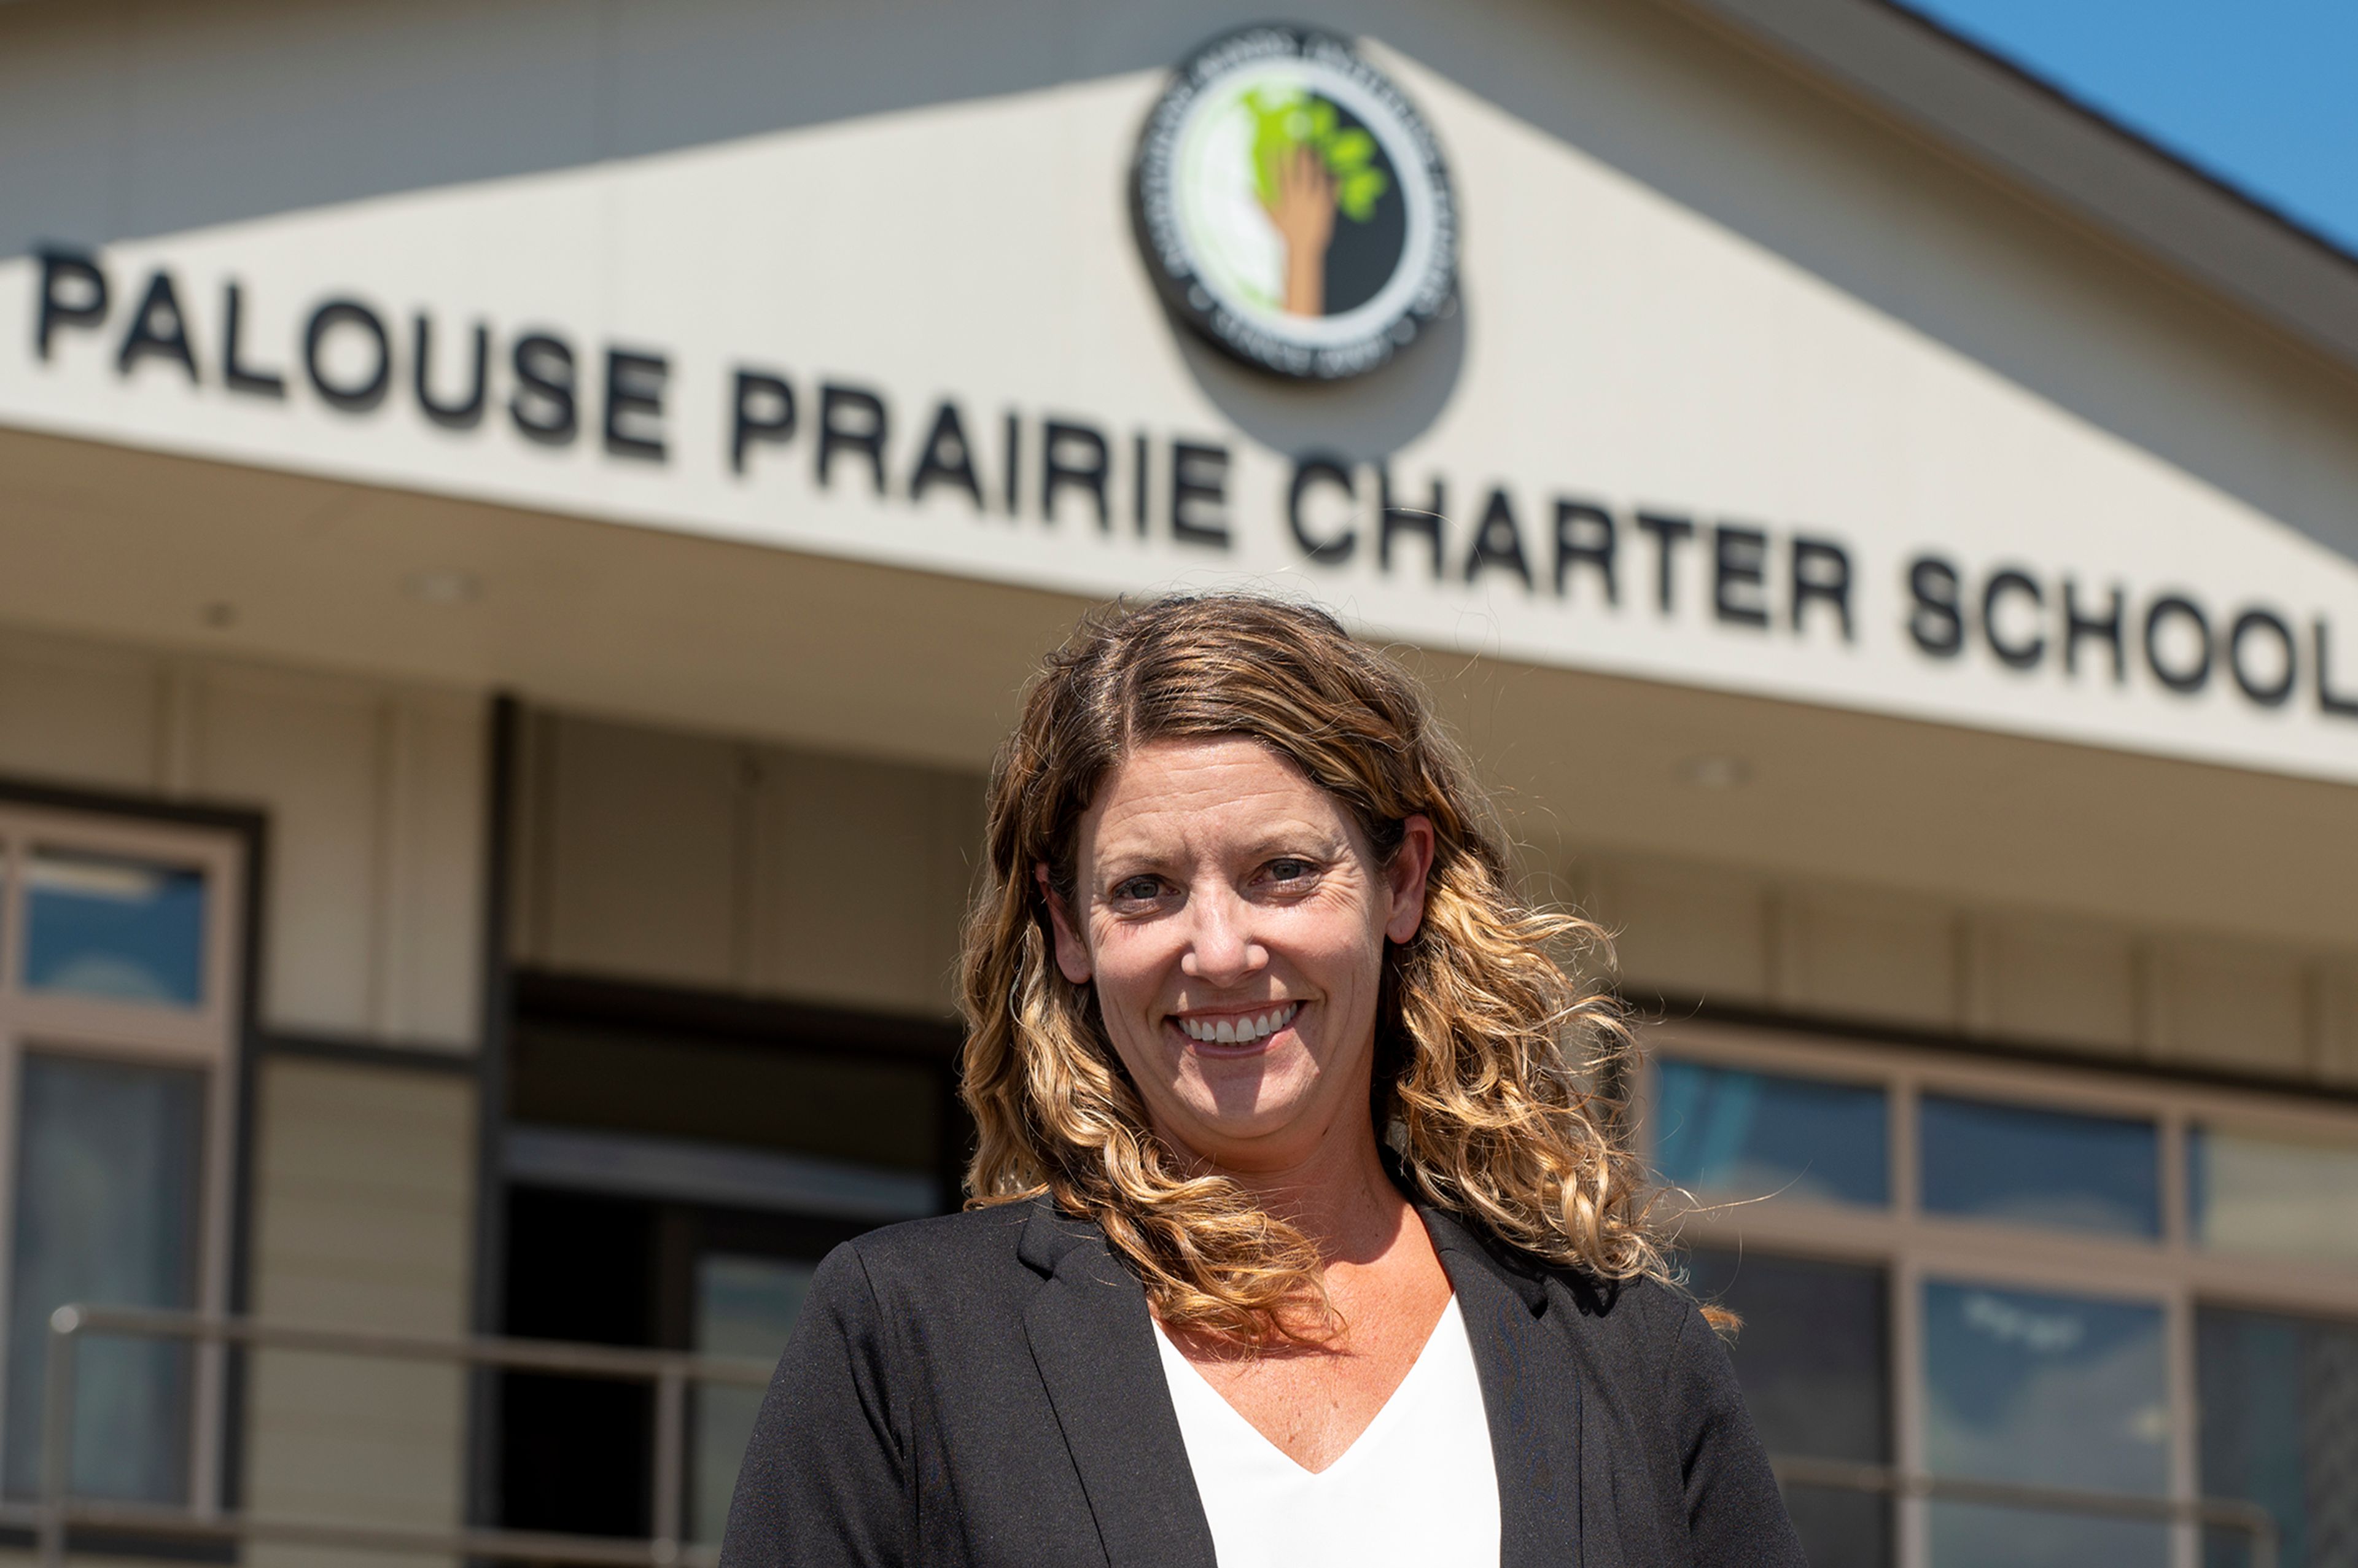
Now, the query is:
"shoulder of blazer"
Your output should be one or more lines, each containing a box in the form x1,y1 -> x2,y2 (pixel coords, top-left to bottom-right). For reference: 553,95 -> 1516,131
835,1193 -> 1110,1301
1416,1201 -> 1699,1370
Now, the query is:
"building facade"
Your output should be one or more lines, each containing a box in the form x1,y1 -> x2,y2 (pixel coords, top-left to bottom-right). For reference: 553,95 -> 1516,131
0,1 -> 2354,1565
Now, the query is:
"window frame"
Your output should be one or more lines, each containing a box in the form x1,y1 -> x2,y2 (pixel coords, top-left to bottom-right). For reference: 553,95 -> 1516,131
0,796 -> 252,1518
1645,1018 -> 2358,1568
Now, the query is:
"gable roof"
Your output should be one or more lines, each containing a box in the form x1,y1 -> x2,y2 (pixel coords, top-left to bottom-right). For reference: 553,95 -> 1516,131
1670,0 -> 2358,375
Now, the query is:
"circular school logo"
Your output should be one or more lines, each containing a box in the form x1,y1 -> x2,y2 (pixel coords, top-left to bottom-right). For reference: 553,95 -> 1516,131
1131,25 -> 1458,381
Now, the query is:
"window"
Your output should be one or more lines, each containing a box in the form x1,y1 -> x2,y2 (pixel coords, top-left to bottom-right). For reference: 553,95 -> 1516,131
1654,1060 -> 1888,1207
0,805 -> 244,1509
691,1254 -> 815,1542
1685,1248 -> 1890,1568
1650,1025 -> 2358,1568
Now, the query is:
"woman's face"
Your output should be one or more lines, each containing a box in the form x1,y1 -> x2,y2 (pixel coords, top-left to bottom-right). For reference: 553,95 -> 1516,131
1043,735 -> 1433,1174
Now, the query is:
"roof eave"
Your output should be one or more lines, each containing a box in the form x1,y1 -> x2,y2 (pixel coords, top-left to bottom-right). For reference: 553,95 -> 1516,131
1661,0 -> 2358,378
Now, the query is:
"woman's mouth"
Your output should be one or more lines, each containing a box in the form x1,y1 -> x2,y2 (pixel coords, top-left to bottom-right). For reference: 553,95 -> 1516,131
1173,1002 -> 1301,1047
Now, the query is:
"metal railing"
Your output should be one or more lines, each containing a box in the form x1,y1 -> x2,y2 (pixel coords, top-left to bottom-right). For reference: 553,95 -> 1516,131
1770,1454 -> 2282,1568
33,1303 -> 775,1568
24,1305 -> 2290,1568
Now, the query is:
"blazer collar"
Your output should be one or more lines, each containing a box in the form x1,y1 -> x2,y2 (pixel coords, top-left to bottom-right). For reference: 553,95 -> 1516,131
1017,1197 -> 1218,1568
1015,1195 -> 1592,1568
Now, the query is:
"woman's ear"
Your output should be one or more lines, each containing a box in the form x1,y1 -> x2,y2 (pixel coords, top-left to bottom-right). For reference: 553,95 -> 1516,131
1383,815 -> 1436,945
1037,862 -> 1094,984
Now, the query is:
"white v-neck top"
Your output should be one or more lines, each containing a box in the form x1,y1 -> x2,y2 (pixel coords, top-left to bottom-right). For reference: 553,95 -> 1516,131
1151,1296 -> 1502,1568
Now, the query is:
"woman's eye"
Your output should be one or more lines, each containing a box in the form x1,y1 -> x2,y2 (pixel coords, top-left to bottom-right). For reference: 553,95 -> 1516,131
1266,858 -> 1313,883
1113,876 -> 1163,902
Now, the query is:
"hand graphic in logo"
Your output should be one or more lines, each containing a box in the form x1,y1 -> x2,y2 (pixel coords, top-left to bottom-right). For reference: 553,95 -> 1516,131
1261,143 -> 1338,317
1247,90 -> 1390,319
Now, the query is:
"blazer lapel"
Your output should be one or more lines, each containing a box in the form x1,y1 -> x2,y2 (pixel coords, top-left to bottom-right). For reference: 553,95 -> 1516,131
1422,1205 -> 1590,1568
1018,1199 -> 1219,1568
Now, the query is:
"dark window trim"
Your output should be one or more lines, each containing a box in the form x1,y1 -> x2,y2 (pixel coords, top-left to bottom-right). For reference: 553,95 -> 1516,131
508,967 -> 971,1218
256,1032 -> 477,1075
510,969 -> 962,1066
467,694 -> 523,1536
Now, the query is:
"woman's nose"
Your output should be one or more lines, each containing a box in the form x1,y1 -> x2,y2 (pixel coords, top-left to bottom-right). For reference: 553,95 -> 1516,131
1178,885 -> 1266,984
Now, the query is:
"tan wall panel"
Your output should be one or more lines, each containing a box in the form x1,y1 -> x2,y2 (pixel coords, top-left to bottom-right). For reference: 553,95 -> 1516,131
1590,856 -> 1773,1006
2323,966 -> 2358,1087
2154,939 -> 2312,1075
383,701 -> 486,1045
1983,913 -> 2139,1054
521,711 -> 982,1017
532,715 -> 743,988
0,629 -> 160,790
244,1057 -> 475,1567
1786,890 -> 1958,1030
757,753 -> 980,1014
198,667 -> 385,1036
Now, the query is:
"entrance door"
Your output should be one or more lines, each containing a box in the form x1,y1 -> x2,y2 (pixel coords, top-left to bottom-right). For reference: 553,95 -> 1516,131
667,1209 -> 842,1543
499,1188 -> 866,1547
492,974 -> 961,1552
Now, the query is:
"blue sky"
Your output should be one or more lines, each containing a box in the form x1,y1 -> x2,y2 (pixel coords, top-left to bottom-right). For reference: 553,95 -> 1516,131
1894,0 -> 2358,257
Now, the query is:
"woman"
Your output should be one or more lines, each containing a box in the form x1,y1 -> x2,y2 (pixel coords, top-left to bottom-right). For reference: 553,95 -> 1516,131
721,594 -> 1802,1567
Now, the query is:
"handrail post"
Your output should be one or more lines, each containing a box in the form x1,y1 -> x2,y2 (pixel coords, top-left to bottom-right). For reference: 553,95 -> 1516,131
39,1305 -> 82,1568
652,1364 -> 686,1568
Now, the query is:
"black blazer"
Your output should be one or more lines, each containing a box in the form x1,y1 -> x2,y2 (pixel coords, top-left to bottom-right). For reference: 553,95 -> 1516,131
719,1194 -> 1804,1567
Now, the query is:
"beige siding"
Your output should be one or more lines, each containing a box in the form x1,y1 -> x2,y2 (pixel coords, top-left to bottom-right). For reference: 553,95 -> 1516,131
1784,889 -> 1958,1031
1979,913 -> 2141,1055
516,711 -> 982,1018
0,629 -> 162,789
1584,855 -> 1773,1007
0,625 -> 484,1049
2150,938 -> 2314,1076
243,1056 -> 475,1568
1582,849 -> 2358,1089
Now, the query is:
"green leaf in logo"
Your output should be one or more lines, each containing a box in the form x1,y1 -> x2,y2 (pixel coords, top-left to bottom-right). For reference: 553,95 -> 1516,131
1338,168 -> 1388,222
1245,85 -> 1391,225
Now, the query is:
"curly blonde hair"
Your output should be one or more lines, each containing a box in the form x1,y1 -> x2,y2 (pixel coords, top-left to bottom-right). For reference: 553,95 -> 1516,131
958,592 -> 1669,1343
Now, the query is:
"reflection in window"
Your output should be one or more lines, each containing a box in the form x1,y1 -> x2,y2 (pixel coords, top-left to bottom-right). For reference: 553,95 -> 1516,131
23,849 -> 207,1007
1923,1279 -> 2169,1567
1920,1094 -> 2160,1238
2189,1125 -> 2358,1267
4,1053 -> 204,1503
1686,1248 -> 1889,1568
1652,1061 -> 1888,1206
2197,1305 -> 2358,1568
690,1253 -> 814,1542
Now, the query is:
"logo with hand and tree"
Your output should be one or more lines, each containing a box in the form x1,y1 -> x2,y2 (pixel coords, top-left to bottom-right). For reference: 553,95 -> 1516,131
1133,26 -> 1456,380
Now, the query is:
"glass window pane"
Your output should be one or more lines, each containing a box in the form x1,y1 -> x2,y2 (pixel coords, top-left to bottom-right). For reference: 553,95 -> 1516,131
1653,1060 -> 1888,1206
2189,1124 -> 2358,1267
4,1052 -> 206,1503
23,849 -> 208,1007
1686,1248 -> 1889,1568
2197,1303 -> 2358,1568
1923,1279 -> 2169,1567
1920,1093 -> 2160,1238
690,1253 -> 814,1542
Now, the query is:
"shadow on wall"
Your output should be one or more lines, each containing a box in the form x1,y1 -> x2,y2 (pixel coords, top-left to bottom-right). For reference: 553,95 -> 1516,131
1172,300 -> 1468,460
6,0 -> 2355,564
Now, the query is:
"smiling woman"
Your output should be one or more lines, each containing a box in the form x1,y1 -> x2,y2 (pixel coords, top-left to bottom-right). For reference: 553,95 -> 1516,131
718,594 -> 1802,1568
